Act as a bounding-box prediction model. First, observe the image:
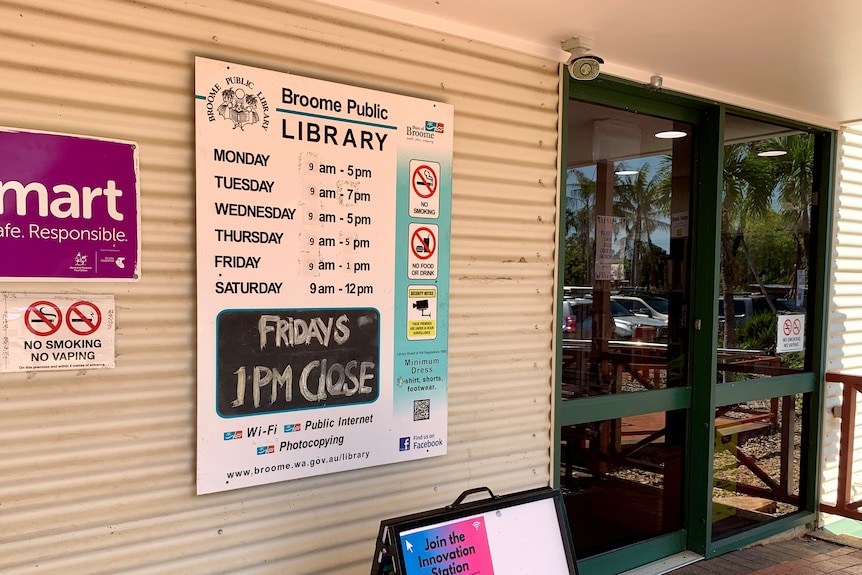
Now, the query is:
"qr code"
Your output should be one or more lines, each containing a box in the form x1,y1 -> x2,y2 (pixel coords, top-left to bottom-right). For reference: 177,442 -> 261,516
413,399 -> 430,421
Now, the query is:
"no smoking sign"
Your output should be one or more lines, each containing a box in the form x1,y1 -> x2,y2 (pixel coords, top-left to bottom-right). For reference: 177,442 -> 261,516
409,159 -> 441,219
24,300 -> 62,336
66,301 -> 102,336
777,313 -> 805,353
2,293 -> 115,372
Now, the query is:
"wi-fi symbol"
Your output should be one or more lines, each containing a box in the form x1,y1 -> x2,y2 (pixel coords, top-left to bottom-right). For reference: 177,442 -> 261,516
472,521 -> 481,531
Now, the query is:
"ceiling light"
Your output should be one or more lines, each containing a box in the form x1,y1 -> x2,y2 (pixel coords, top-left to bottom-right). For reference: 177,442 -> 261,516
615,170 -> 639,176
655,130 -> 687,139
757,150 -> 787,157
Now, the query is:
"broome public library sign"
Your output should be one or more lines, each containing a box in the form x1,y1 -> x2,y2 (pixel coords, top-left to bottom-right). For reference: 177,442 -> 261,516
194,57 -> 453,494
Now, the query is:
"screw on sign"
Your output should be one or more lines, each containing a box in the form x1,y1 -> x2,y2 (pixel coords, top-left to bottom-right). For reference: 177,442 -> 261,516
25,300 -> 63,336
411,227 -> 436,260
66,301 -> 102,336
412,165 -> 438,199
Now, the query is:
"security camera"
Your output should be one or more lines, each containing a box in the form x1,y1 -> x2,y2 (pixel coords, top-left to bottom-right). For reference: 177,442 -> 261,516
568,55 -> 603,81
561,37 -> 603,81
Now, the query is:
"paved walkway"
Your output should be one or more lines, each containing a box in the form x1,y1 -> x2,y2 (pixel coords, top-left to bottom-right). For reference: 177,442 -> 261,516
670,532 -> 862,575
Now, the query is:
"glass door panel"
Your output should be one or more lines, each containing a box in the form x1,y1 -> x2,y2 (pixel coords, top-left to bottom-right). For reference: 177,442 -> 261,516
717,115 -> 812,384
709,113 -> 818,546
562,100 -> 693,399
560,97 -> 696,564
562,408 -> 687,558
712,394 -> 803,539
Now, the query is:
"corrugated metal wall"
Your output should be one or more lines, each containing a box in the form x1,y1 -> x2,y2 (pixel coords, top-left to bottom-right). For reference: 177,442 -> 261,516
822,124 -> 862,516
0,1 -> 561,573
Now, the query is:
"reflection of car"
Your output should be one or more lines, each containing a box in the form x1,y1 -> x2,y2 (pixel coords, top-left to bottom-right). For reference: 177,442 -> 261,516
611,294 -> 669,321
719,294 -> 805,327
563,285 -> 592,299
610,300 -> 668,341
563,299 -> 667,341
563,299 -> 613,339
776,298 -> 806,314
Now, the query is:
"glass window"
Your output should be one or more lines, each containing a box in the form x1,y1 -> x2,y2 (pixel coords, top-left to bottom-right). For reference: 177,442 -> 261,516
561,409 -> 687,557
712,394 -> 803,539
562,100 -> 692,398
717,115 -> 812,383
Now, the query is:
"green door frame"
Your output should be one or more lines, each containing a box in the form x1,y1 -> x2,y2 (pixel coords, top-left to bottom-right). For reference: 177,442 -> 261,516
555,72 -> 835,573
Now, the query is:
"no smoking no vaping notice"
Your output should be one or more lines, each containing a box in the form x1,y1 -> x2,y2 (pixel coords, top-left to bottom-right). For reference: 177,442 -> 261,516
1,293 -> 116,372
194,57 -> 453,494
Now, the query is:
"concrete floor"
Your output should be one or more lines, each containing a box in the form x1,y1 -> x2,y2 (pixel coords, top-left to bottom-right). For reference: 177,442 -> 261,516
669,532 -> 862,575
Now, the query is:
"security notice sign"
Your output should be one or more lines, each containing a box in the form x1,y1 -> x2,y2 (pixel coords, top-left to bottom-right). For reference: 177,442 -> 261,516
195,58 -> 453,494
1,293 -> 115,372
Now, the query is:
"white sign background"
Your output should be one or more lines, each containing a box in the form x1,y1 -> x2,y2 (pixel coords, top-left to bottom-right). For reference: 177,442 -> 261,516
195,58 -> 453,494
1,293 -> 115,372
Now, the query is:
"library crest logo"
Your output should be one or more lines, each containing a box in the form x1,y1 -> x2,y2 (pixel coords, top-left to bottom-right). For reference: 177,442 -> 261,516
204,77 -> 270,132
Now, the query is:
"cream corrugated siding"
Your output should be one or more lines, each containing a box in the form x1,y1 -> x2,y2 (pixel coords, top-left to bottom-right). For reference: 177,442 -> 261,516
822,124 -> 862,516
0,0 -> 560,573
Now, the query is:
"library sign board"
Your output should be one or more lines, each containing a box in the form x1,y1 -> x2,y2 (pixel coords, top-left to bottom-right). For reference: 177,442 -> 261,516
194,57 -> 453,494
0,127 -> 140,281
1,293 -> 116,372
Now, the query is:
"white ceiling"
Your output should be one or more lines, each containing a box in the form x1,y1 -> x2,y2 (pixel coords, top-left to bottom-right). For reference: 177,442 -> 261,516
312,0 -> 862,128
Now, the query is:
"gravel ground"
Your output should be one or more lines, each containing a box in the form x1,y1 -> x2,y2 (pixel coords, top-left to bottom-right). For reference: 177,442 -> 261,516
605,399 -> 803,516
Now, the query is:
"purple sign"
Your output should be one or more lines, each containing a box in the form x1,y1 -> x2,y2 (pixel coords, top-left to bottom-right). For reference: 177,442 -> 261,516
0,128 -> 140,280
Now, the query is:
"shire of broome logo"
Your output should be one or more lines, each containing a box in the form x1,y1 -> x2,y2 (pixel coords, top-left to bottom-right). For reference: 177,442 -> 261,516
223,430 -> 243,441
284,423 -> 302,433
203,76 -> 270,131
425,121 -> 445,133
406,121 -> 442,142
256,445 -> 275,455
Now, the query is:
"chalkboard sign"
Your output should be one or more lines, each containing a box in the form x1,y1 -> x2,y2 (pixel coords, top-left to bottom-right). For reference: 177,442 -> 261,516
216,308 -> 380,417
370,487 -> 578,575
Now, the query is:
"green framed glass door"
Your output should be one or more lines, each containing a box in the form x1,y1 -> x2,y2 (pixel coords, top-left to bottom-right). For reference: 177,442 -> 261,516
705,112 -> 832,556
557,82 -> 708,574
556,76 -> 832,575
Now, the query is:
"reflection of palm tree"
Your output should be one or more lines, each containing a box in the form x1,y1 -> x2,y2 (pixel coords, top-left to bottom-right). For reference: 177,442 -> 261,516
614,161 -> 671,287
566,169 -> 595,233
566,168 -> 597,283
721,143 -> 773,346
769,134 -> 813,300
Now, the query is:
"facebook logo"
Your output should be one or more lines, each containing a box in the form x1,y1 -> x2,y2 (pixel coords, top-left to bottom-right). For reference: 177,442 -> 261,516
399,437 -> 411,451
